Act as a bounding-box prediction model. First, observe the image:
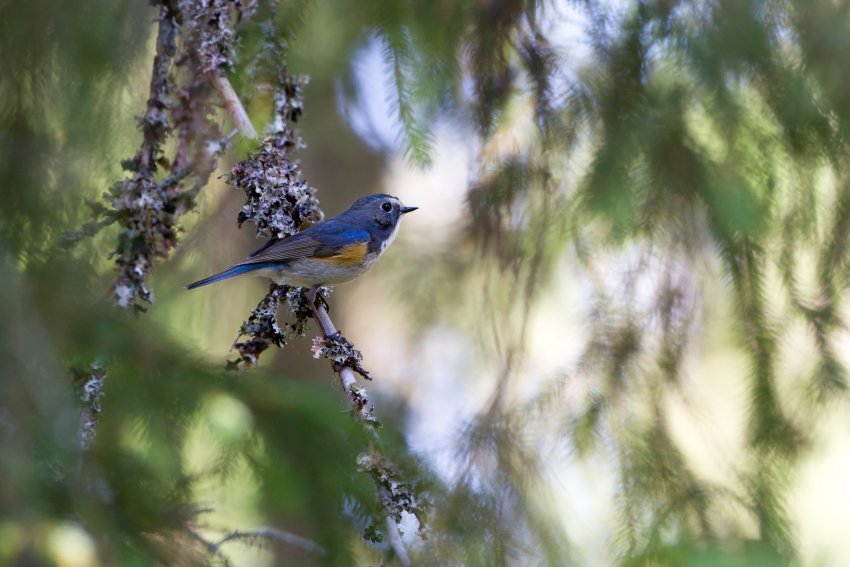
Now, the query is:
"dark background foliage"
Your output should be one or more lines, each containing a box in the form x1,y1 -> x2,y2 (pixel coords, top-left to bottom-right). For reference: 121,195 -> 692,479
3,0 -> 850,565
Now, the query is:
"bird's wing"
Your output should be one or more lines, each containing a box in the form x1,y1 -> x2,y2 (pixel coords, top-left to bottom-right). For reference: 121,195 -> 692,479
236,227 -> 371,266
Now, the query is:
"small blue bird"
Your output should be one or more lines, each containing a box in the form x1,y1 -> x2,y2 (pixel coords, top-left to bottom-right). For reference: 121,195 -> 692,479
186,194 -> 417,292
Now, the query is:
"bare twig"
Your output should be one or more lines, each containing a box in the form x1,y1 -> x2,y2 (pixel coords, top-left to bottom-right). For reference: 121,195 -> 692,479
386,516 -> 412,567
187,526 -> 232,567
214,527 -> 326,556
210,72 -> 258,139
190,525 -> 325,565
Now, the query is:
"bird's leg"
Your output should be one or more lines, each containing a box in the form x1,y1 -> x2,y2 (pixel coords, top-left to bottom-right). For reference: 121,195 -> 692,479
307,286 -> 320,322
307,287 -> 343,340
316,290 -> 330,313
307,286 -> 331,312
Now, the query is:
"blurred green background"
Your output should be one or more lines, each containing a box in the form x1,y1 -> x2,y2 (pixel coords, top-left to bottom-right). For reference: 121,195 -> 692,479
5,0 -> 850,565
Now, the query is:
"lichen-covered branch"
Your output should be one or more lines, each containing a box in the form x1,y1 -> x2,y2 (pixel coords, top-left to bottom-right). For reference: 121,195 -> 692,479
77,0 -> 269,310
310,303 -> 379,426
359,451 -> 428,563
312,331 -> 373,381
229,75 -> 322,240
224,57 -> 383,431
72,362 -> 107,450
309,301 -> 428,556
220,37 -> 425,558
84,0 -> 243,310
109,3 -> 180,309
386,516 -> 412,567
69,0 -> 424,560
229,284 -> 325,368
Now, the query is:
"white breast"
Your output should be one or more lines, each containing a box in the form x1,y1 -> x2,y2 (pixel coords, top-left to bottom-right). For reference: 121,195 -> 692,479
380,220 -> 401,254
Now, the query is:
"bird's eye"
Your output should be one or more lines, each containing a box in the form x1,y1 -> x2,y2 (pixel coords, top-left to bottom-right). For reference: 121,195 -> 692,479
381,202 -> 393,212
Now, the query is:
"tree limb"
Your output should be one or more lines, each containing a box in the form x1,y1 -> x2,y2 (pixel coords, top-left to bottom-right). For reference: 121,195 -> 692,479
216,57 -> 415,565
308,299 -> 420,563
310,298 -> 379,425
213,527 -> 325,556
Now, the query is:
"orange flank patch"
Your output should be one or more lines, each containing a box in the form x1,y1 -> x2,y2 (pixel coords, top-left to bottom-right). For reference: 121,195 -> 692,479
323,242 -> 368,266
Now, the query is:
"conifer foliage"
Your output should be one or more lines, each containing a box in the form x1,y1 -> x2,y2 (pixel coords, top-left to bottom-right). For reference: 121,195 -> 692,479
2,0 -> 850,565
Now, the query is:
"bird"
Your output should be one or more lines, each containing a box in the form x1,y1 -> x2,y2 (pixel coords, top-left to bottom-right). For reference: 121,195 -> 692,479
186,194 -> 418,294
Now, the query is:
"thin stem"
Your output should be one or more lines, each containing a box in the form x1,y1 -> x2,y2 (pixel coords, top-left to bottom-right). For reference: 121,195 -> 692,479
214,528 -> 326,556
210,72 -> 259,139
386,515 -> 412,567
190,525 -> 325,564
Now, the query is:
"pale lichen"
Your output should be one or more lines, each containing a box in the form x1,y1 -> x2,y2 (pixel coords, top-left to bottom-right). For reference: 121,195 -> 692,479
357,451 -> 429,540
80,0 -> 256,310
230,285 -> 330,368
72,362 -> 107,450
311,333 -> 372,381
229,75 -> 322,240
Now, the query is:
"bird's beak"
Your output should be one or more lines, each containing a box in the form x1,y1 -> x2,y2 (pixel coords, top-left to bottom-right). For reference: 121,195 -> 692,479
401,206 -> 418,214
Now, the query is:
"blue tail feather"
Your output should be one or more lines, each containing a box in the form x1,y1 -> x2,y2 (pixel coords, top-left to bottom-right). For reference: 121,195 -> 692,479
185,263 -> 276,290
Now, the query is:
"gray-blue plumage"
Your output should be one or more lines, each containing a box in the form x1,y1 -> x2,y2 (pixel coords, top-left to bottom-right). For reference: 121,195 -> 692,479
186,194 -> 417,290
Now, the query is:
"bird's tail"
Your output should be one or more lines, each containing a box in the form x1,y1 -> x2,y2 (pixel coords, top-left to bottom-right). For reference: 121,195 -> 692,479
185,264 -> 264,290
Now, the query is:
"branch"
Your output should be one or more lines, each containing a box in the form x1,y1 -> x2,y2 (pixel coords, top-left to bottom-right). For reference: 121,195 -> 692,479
210,72 -> 258,139
386,516 -> 412,567
310,301 -> 379,425
103,1 -> 230,310
311,301 -> 419,563
213,527 -> 325,556
72,362 -> 107,450
190,525 -> 324,566
138,2 -> 178,175
213,49 -> 417,561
